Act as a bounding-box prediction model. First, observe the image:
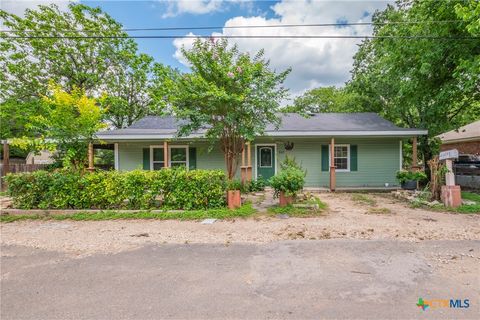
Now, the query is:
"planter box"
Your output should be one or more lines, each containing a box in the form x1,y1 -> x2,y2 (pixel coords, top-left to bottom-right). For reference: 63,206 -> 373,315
227,190 -> 241,209
401,180 -> 417,190
279,191 -> 294,207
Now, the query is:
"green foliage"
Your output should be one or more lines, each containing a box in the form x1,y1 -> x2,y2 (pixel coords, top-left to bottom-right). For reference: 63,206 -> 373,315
396,170 -> 428,184
242,178 -> 267,193
268,196 -> 327,217
270,158 -> 306,197
227,179 -> 242,191
284,86 -> 372,114
156,38 -> 290,179
10,84 -> 106,168
349,0 -> 480,162
0,203 -> 257,223
0,3 -> 157,140
5,168 -> 227,210
461,191 -> 480,203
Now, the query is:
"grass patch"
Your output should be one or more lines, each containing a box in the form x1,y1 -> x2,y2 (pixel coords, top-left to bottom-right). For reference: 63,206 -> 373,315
366,207 -> 392,214
0,203 -> 257,223
268,196 -> 328,217
351,194 -> 376,206
461,191 -> 480,203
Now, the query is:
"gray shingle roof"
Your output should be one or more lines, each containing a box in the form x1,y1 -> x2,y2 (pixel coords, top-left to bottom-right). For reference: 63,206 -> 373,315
97,113 -> 427,139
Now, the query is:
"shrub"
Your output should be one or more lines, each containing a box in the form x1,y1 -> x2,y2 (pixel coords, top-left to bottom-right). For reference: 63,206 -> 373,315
396,170 -> 427,184
5,168 -> 227,210
241,177 -> 267,193
269,167 -> 306,198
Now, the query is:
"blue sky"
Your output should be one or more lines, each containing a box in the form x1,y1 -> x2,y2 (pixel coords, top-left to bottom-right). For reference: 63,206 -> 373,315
81,1 -> 279,71
3,0 -> 393,99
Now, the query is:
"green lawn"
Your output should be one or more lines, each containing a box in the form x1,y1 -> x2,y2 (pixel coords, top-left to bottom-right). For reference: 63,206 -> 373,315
0,203 -> 257,223
461,191 -> 480,202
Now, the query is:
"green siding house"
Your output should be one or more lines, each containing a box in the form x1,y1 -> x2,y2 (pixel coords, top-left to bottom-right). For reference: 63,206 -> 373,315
96,113 -> 427,189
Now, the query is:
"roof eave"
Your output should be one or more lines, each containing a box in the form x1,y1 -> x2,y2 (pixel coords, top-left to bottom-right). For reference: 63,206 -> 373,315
96,130 -> 428,140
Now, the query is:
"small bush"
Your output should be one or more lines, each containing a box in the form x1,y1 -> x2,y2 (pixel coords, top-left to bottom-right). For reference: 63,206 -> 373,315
396,170 -> 427,184
5,168 -> 227,210
269,163 -> 306,198
242,178 -> 267,193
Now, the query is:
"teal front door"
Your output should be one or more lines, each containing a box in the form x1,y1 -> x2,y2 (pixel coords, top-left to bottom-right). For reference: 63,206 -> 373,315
257,145 -> 275,180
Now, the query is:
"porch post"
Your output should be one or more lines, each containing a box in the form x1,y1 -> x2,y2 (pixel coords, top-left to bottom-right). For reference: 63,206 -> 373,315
330,137 -> 336,192
411,136 -> 419,171
87,142 -> 94,172
163,141 -> 169,168
246,142 -> 252,181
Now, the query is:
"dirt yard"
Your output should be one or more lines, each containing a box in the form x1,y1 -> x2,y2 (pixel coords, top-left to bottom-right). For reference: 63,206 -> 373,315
1,192 -> 479,257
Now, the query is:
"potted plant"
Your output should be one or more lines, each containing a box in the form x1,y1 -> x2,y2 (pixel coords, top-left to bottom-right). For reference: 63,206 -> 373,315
226,180 -> 242,209
396,170 -> 427,190
269,166 -> 306,207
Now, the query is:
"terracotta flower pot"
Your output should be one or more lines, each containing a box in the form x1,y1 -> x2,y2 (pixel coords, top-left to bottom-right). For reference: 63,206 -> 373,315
279,191 -> 294,207
227,190 -> 241,209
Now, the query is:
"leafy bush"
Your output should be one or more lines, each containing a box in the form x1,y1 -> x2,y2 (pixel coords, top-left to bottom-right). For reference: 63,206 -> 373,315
241,177 -> 267,193
5,168 -> 227,210
269,166 -> 306,198
227,179 -> 242,191
396,170 -> 427,184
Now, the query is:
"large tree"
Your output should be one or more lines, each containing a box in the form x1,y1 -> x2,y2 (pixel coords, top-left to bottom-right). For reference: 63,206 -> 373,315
158,38 -> 290,179
0,3 -> 156,134
349,0 -> 480,163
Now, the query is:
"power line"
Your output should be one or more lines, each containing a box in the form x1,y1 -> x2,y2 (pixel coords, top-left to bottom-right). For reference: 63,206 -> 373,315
4,35 -> 478,40
0,20 -> 465,33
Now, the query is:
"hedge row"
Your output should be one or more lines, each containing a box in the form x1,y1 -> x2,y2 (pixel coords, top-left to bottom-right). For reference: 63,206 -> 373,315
5,169 -> 227,210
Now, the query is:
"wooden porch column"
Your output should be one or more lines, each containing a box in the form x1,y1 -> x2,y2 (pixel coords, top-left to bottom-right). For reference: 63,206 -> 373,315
163,141 -> 169,168
246,142 -> 252,181
329,138 -> 336,192
2,141 -> 9,176
87,142 -> 94,172
411,136 -> 419,171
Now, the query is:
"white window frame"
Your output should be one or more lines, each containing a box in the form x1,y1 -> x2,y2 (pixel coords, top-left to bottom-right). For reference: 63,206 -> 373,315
150,145 -> 165,170
329,144 -> 350,172
168,145 -> 189,168
258,147 -> 273,168
149,145 -> 190,170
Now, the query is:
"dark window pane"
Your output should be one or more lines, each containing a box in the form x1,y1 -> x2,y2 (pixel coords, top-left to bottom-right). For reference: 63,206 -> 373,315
170,148 -> 187,161
335,158 -> 348,170
153,162 -> 164,170
153,148 -> 164,162
260,148 -> 272,167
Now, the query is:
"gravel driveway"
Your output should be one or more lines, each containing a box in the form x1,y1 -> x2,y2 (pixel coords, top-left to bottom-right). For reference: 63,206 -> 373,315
1,193 -> 478,257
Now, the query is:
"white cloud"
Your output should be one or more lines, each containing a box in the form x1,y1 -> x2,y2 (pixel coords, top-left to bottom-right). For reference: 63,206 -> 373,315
161,0 -> 224,18
1,0 -> 76,16
173,0 -> 393,100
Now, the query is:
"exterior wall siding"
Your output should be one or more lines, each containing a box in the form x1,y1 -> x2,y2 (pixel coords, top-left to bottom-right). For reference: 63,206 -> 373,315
117,137 -> 401,187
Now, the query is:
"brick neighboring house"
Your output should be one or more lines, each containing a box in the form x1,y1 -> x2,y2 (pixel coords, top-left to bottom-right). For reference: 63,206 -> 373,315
437,120 -> 480,189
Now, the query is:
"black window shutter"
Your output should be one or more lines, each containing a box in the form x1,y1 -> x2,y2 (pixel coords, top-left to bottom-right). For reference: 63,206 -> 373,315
321,145 -> 329,171
350,145 -> 358,171
143,148 -> 150,170
189,147 -> 197,170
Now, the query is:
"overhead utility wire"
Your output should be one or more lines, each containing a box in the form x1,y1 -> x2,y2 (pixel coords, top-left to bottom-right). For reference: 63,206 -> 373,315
0,20 -> 465,33
6,35 -> 478,40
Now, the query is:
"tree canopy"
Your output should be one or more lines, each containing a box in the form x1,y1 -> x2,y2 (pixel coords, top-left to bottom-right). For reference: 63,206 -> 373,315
285,86 -> 372,115
158,38 -> 290,179
348,0 -> 480,162
0,3 -> 165,136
